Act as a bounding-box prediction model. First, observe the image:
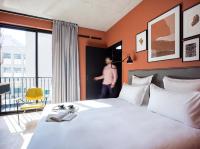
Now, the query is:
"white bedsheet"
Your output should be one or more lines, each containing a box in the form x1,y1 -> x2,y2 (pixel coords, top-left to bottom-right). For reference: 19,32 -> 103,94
28,98 -> 200,149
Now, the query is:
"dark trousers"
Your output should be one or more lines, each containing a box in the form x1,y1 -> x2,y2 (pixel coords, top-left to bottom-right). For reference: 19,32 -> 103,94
100,84 -> 113,98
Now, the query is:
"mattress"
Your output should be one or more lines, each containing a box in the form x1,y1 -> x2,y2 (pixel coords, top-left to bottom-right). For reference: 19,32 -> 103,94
28,98 -> 200,149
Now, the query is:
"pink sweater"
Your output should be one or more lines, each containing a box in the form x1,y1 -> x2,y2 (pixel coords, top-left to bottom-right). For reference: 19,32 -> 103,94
99,64 -> 118,85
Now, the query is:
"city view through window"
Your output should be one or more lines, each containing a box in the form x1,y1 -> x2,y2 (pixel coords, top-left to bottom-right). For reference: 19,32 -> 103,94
0,27 -> 52,112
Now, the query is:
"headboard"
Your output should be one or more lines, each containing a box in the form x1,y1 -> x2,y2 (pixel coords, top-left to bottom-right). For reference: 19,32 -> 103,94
128,67 -> 200,88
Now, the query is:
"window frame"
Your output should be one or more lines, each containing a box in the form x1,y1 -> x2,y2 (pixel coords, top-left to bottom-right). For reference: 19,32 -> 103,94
0,23 -> 52,87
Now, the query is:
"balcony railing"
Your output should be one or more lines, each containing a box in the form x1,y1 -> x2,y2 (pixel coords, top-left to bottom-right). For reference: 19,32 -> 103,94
0,77 -> 52,113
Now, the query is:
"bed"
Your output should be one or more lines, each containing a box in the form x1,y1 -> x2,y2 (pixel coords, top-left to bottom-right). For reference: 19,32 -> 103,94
28,67 -> 200,149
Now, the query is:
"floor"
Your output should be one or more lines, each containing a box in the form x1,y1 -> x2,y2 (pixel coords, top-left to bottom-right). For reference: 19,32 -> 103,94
0,112 -> 42,149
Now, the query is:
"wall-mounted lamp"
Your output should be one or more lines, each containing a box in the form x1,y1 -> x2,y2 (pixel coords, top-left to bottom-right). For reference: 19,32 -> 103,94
126,55 -> 133,64
112,55 -> 133,64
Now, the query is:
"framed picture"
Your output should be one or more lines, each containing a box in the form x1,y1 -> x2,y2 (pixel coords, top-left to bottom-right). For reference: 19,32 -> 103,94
183,3 -> 200,39
148,5 -> 180,62
136,30 -> 147,52
183,37 -> 199,62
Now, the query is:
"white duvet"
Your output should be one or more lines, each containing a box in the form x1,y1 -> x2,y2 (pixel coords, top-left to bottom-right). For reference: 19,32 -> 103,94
28,98 -> 200,149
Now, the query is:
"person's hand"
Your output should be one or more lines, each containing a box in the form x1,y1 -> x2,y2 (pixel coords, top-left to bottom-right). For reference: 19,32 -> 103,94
94,77 -> 98,81
111,84 -> 115,88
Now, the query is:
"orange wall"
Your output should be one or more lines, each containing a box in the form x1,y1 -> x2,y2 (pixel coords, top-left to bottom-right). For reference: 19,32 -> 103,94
106,0 -> 200,83
0,11 -> 106,100
1,0 -> 200,100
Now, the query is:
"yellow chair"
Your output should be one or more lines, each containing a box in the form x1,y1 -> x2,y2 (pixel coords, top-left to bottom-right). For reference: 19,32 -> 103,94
16,88 -> 47,125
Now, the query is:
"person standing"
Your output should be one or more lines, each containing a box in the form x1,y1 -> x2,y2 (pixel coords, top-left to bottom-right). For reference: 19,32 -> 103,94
94,57 -> 118,98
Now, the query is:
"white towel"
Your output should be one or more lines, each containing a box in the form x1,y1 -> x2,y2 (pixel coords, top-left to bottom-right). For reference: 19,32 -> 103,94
46,110 -> 74,122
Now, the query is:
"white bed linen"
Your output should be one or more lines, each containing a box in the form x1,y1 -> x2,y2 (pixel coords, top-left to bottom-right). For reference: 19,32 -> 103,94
28,98 -> 200,149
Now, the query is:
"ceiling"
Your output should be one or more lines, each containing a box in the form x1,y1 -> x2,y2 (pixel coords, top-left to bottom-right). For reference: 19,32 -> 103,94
0,0 -> 142,31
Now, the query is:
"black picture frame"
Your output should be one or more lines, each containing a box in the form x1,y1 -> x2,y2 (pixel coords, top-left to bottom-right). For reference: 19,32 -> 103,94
135,30 -> 148,53
147,4 -> 181,63
182,37 -> 200,62
183,3 -> 200,39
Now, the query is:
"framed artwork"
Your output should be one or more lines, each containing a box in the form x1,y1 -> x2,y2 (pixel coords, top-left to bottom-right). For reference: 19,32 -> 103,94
148,5 -> 180,62
136,30 -> 147,52
183,37 -> 199,62
183,3 -> 200,39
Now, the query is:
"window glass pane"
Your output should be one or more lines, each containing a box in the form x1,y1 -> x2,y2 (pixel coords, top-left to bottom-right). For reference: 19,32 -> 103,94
3,67 -> 11,72
0,28 -> 36,77
14,54 -> 22,59
38,33 -> 52,77
0,27 -> 36,112
0,27 -> 53,112
3,53 -> 11,59
23,32 -> 36,77
38,33 -> 52,99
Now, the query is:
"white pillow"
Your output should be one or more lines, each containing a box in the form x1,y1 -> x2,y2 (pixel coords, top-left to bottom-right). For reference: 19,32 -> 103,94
163,76 -> 200,92
119,84 -> 148,106
148,84 -> 200,128
132,75 -> 153,85
132,75 -> 153,105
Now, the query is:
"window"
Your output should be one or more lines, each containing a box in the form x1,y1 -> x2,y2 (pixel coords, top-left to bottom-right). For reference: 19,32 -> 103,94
13,67 -> 22,73
37,33 -> 52,96
116,45 -> 122,50
0,26 -> 52,96
3,53 -> 11,59
0,27 -> 36,77
38,33 -> 52,77
3,67 -> 11,73
0,27 -> 52,78
14,54 -> 22,59
14,88 -> 22,94
0,25 -> 52,112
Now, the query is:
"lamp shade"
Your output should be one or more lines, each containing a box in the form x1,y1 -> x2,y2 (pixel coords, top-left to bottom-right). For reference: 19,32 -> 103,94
126,56 -> 133,64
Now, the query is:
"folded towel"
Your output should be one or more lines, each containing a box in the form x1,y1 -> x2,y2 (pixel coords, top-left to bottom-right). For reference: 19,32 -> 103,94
46,110 -> 68,122
46,110 -> 77,122
62,113 -> 77,121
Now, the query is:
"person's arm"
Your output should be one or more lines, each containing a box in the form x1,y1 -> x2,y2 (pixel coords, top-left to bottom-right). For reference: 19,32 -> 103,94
94,67 -> 105,81
94,75 -> 104,80
111,66 -> 118,88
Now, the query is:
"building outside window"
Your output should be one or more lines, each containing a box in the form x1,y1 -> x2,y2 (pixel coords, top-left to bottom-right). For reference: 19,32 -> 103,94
14,53 -> 22,59
13,67 -> 22,73
3,53 -> 11,59
3,67 -> 11,73
0,27 -> 52,112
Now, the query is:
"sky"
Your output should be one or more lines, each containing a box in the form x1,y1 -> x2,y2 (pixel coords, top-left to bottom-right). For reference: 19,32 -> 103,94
1,28 -> 26,46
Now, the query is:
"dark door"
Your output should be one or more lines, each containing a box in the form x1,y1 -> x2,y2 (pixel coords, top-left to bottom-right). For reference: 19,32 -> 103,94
108,41 -> 122,97
86,46 -> 111,99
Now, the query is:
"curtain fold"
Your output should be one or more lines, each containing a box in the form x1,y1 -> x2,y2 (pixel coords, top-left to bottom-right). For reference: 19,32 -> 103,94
52,20 -> 80,103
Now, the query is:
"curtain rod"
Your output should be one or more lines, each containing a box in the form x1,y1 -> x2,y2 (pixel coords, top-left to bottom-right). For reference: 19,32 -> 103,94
0,9 -> 102,40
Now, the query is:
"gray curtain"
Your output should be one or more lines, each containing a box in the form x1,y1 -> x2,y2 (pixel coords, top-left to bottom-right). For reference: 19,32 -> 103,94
52,20 -> 80,103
